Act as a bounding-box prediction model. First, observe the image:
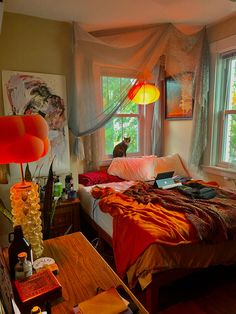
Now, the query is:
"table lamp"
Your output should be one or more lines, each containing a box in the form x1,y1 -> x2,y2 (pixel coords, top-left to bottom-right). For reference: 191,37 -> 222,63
0,115 -> 49,258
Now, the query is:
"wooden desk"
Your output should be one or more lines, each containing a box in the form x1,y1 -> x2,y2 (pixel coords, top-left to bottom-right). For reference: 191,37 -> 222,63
42,232 -> 148,313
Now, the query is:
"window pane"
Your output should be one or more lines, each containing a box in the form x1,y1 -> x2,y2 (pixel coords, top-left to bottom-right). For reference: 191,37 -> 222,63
222,113 -> 236,163
104,117 -> 122,155
122,117 -> 139,153
228,59 -> 236,110
119,100 -> 138,114
102,76 -> 120,109
102,76 -> 138,113
102,76 -> 141,157
104,116 -> 139,155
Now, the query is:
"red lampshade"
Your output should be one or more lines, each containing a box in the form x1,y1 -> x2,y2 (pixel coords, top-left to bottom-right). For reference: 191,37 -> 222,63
128,81 -> 160,105
0,115 -> 49,164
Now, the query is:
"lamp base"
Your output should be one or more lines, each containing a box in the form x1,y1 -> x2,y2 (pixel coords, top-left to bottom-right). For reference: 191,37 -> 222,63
10,181 -> 44,259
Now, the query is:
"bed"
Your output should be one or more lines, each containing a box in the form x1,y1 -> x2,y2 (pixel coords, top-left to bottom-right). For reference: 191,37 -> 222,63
78,154 -> 236,313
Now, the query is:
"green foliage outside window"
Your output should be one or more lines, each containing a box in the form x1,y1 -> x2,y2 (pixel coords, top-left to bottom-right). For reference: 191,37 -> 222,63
222,58 -> 236,163
102,76 -> 140,156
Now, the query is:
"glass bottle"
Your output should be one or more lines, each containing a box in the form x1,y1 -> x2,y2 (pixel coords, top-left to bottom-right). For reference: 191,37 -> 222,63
54,176 -> 63,198
8,225 -> 33,279
65,173 -> 72,193
15,252 -> 32,281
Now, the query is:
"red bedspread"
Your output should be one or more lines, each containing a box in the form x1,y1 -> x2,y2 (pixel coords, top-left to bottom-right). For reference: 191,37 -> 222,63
91,182 -> 236,278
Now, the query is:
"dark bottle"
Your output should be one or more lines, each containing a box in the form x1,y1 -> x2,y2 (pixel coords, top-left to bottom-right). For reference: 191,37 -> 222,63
8,225 -> 33,279
65,173 -> 72,194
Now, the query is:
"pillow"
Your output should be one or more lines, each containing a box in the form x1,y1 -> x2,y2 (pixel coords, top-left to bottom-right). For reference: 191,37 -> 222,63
78,170 -> 124,186
107,156 -> 158,181
155,153 -> 189,177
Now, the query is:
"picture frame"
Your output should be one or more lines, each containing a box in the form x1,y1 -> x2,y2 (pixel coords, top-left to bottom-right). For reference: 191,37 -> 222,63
2,70 -> 71,177
165,72 -> 194,120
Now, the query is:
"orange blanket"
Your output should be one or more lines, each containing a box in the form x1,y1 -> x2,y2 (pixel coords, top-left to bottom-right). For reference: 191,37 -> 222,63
91,182 -> 236,278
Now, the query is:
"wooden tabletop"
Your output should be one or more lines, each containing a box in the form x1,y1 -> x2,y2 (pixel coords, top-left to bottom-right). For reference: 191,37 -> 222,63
43,232 -> 148,314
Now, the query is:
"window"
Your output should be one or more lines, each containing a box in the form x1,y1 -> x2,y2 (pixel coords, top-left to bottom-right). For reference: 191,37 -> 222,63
216,51 -> 236,167
101,76 -> 144,158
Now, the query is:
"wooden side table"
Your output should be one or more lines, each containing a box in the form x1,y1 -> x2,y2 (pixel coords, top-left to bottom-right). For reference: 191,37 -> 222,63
49,198 -> 80,238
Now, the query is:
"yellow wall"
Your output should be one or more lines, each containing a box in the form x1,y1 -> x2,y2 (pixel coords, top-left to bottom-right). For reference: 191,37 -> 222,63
207,15 -> 236,44
0,12 -> 78,245
0,12 -> 73,113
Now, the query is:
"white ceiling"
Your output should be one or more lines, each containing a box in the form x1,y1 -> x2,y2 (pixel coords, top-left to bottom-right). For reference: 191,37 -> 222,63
3,0 -> 236,32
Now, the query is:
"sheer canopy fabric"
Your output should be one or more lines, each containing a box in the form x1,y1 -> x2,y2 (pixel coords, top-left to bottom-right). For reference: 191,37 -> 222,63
70,22 -> 209,169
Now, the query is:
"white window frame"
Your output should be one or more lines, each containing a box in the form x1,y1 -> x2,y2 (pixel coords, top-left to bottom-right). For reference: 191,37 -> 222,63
98,71 -> 145,162
203,35 -> 236,178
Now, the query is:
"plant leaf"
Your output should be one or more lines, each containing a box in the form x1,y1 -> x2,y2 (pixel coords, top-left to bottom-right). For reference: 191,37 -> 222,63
24,163 -> 32,182
42,160 -> 54,239
0,199 -> 13,222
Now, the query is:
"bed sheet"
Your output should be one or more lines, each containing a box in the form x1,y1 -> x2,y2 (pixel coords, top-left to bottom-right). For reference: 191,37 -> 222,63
78,181 -> 136,237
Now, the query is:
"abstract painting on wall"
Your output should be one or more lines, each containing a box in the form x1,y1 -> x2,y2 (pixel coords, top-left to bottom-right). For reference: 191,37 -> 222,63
165,72 -> 194,120
2,70 -> 70,177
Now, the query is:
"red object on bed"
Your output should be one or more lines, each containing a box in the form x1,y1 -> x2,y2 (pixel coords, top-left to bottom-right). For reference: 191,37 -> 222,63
79,170 -> 124,186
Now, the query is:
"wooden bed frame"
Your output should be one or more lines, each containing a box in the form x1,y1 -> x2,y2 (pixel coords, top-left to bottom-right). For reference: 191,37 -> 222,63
79,206 -> 198,314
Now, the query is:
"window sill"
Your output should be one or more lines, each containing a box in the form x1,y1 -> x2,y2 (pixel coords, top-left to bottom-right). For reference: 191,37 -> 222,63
203,165 -> 236,179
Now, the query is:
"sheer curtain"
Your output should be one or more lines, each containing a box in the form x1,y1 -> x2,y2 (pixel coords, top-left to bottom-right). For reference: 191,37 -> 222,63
70,23 -> 209,170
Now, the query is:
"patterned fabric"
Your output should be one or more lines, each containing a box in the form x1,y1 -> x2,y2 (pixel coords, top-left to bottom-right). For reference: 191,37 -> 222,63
123,181 -> 236,243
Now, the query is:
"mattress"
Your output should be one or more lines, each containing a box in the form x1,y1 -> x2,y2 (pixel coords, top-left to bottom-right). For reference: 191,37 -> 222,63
78,180 -> 136,237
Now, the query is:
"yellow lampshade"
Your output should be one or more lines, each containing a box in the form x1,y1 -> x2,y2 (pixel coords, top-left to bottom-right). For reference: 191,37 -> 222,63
128,81 -> 160,105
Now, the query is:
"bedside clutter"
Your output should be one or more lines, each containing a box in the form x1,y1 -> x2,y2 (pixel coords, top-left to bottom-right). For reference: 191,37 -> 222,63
3,233 -> 148,314
14,269 -> 62,309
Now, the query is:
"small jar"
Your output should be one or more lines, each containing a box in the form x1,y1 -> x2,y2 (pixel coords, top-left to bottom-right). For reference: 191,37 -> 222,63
15,252 -> 33,281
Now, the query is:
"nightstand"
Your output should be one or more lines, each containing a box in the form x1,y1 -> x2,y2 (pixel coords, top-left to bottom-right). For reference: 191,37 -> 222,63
50,198 -> 80,238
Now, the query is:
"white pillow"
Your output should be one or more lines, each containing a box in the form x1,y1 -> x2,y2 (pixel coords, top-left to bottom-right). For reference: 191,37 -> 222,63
107,156 -> 157,181
155,153 -> 189,177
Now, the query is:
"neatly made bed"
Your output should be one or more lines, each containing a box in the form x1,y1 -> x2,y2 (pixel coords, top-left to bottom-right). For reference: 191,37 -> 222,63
78,154 -> 236,313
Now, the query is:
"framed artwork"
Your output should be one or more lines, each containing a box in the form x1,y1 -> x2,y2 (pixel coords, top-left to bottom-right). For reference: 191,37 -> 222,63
2,70 -> 70,176
165,72 -> 194,120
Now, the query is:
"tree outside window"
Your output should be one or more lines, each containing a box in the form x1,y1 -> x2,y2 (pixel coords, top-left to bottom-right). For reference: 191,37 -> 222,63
102,76 -> 143,157
220,55 -> 236,165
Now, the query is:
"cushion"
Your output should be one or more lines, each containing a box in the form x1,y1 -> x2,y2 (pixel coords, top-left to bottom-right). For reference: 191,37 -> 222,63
155,153 -> 189,177
107,156 -> 158,181
78,170 -> 124,186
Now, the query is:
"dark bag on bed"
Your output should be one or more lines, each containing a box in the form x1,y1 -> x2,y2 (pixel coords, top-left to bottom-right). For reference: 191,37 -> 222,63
177,182 -> 217,199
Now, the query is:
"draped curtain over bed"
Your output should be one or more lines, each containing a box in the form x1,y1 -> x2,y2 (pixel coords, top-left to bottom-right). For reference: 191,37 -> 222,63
70,23 -> 209,170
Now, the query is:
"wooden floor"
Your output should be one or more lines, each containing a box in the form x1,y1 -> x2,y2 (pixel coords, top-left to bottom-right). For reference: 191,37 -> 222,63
157,265 -> 236,314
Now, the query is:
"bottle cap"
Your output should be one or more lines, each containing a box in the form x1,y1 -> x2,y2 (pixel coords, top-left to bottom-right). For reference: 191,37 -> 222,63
31,306 -> 42,314
17,252 -> 27,260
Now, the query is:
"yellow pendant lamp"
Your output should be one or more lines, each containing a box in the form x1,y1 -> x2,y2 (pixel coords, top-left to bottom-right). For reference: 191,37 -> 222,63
128,81 -> 160,105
